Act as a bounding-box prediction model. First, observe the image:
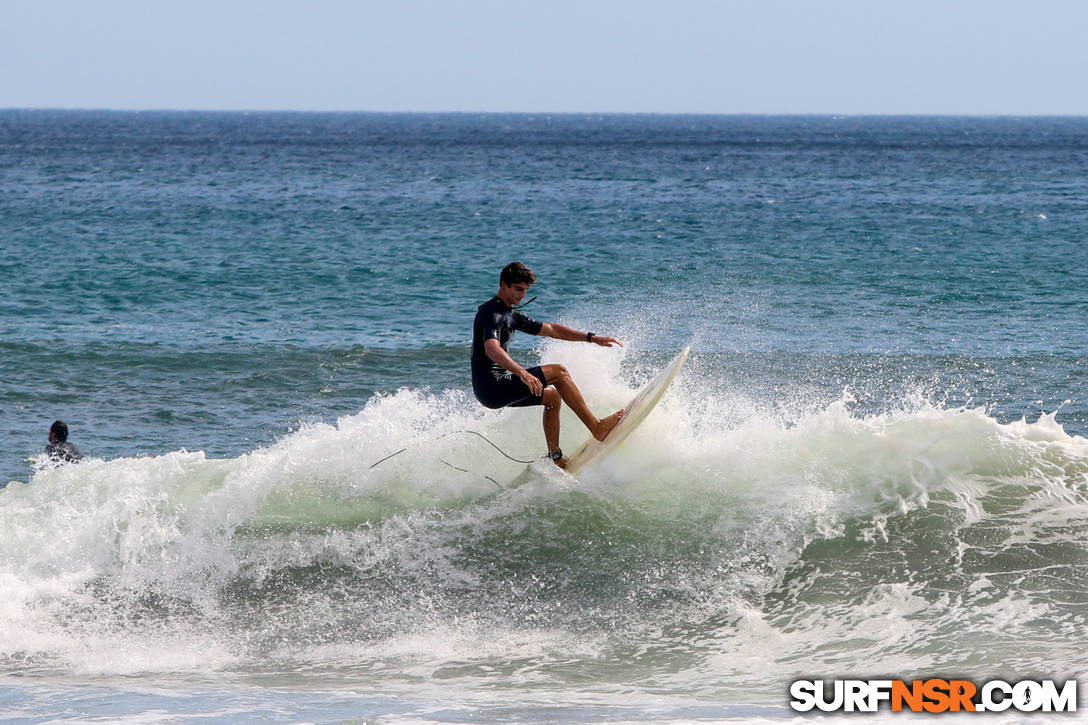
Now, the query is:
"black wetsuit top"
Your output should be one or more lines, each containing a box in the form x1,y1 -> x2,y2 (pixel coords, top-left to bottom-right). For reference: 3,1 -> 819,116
45,441 -> 83,463
471,296 -> 545,408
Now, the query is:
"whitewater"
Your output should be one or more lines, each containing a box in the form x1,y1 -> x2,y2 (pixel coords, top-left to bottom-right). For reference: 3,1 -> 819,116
4,339 -> 1087,721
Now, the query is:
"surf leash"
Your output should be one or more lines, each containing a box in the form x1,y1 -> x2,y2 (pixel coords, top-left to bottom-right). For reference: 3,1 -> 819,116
456,429 -> 537,463
367,430 -> 537,489
438,458 -> 503,489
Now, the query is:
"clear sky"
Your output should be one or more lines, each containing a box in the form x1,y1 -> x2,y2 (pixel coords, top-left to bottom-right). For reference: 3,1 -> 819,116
4,0 -> 1086,114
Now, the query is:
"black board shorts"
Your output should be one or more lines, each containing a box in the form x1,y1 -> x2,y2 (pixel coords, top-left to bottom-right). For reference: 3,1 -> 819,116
472,365 -> 548,409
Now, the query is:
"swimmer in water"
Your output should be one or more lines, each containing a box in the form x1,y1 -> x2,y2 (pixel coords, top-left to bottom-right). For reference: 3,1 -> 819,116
471,262 -> 624,468
44,420 -> 83,464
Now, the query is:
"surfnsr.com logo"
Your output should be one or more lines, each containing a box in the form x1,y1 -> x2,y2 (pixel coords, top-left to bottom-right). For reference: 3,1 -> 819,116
789,679 -> 1077,713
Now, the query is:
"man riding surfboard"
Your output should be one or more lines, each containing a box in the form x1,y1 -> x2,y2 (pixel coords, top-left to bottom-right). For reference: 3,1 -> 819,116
471,262 -> 624,468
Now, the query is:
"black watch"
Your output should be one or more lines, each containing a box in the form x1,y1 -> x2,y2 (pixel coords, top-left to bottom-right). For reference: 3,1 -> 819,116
548,448 -> 564,461
587,332 -> 594,343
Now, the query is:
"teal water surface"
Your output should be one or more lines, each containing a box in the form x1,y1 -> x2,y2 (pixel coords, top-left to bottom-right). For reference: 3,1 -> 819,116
2,112 -> 1088,723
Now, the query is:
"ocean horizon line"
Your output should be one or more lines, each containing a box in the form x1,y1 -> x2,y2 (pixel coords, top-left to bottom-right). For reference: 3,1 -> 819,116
4,106 -> 1087,119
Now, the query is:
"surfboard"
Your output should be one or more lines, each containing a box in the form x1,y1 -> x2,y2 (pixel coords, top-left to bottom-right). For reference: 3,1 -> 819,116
563,346 -> 690,476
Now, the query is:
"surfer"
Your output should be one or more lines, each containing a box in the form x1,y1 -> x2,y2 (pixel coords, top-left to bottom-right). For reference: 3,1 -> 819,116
44,420 -> 83,464
472,262 -> 624,468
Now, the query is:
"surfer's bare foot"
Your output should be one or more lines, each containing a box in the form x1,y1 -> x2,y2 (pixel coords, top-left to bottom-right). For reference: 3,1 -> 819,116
553,456 -> 569,470
592,409 -> 625,441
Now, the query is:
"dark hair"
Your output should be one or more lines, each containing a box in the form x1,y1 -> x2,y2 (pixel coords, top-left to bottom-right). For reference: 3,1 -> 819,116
50,420 -> 69,442
500,261 -> 536,287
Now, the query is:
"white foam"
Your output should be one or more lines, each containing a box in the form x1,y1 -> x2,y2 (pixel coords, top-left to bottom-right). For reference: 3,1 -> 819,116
2,342 -> 1087,681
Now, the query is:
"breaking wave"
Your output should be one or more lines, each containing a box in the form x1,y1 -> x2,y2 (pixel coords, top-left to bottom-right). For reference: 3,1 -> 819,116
3,343 -> 1087,701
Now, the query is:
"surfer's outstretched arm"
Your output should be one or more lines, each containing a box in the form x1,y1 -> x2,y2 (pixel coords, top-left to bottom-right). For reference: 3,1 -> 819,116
539,323 -> 623,348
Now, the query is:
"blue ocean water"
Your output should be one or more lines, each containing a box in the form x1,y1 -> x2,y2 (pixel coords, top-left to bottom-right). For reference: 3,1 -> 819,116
2,111 -> 1088,722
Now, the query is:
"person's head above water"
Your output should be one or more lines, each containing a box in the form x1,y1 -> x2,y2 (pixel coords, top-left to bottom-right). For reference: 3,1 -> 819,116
49,420 -> 69,443
498,262 -> 536,307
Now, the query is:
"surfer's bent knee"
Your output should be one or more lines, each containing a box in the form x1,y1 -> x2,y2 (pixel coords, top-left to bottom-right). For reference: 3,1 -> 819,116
543,364 -> 570,384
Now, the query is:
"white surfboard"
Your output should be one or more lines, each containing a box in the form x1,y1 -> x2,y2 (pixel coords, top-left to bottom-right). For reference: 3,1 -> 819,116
563,346 -> 690,476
